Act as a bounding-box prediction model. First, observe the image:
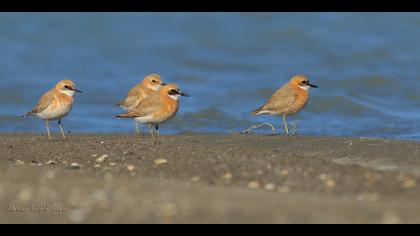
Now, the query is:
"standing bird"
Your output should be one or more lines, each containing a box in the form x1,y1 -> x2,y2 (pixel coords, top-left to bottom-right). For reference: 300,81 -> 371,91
116,83 -> 189,144
251,75 -> 318,135
23,80 -> 82,140
115,74 -> 166,135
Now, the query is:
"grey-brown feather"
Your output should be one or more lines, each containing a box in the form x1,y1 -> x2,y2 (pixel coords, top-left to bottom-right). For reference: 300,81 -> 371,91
26,89 -> 55,116
252,84 -> 297,116
116,93 -> 161,118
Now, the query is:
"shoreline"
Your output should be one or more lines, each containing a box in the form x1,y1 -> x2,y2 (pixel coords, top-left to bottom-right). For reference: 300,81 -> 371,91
1,134 -> 420,223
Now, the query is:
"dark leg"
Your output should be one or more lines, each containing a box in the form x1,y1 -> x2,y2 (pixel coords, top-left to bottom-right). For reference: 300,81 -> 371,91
155,125 -> 161,144
58,119 -> 66,139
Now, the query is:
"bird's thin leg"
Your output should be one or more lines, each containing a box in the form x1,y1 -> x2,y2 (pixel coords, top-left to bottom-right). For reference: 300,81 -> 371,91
282,115 -> 289,136
155,125 -> 161,144
134,120 -> 141,136
45,120 -> 52,140
58,119 -> 66,139
149,123 -> 156,144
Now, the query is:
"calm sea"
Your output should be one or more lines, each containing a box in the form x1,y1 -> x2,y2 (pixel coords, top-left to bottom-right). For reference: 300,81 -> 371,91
1,13 -> 420,140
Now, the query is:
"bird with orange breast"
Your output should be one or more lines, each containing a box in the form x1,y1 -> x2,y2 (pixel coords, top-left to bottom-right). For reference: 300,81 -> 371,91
251,75 -> 318,135
115,73 -> 166,135
116,83 -> 189,144
23,80 -> 82,140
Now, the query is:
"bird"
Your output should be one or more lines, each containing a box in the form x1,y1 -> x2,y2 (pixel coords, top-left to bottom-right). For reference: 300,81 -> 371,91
23,80 -> 82,140
115,73 -> 166,135
116,83 -> 189,144
251,75 -> 318,135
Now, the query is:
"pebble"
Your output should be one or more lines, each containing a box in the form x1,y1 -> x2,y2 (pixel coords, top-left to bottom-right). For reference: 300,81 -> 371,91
221,172 -> 233,180
401,179 -> 417,189
190,176 -> 200,182
280,169 -> 289,176
154,159 -> 168,165
325,179 -> 336,188
248,181 -> 261,189
264,183 -> 276,191
16,160 -> 25,166
96,155 -> 109,164
109,162 -> 116,167
68,163 -> 80,169
45,160 -> 57,165
127,165 -> 135,172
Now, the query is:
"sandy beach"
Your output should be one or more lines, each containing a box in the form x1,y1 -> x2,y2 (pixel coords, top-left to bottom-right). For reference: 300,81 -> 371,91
1,133 -> 420,223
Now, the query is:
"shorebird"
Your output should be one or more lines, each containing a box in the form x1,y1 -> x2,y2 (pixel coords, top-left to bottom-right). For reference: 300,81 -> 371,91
23,80 -> 82,140
251,75 -> 318,135
115,74 -> 166,135
116,83 -> 189,144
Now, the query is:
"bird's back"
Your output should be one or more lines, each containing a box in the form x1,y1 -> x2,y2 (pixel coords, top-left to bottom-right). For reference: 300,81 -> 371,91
252,83 -> 303,116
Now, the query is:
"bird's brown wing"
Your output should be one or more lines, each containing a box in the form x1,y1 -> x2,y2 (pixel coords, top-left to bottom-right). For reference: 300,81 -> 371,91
26,89 -> 55,115
261,85 -> 297,113
116,93 -> 161,118
118,84 -> 144,108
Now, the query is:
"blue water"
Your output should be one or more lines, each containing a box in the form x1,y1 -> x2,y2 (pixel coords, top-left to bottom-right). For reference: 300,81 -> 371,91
1,13 -> 420,140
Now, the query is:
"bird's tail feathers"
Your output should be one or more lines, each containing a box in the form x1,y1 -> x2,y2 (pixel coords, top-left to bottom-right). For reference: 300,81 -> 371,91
251,106 -> 264,116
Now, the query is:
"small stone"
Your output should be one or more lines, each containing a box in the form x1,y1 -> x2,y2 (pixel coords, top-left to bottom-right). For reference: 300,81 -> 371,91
45,160 -> 57,165
96,155 -> 109,164
264,183 -> 276,191
94,164 -> 101,168
127,165 -> 135,172
154,159 -> 168,165
325,179 -> 336,188
92,154 -> 98,158
109,162 -> 116,167
280,169 -> 289,176
221,172 -> 233,180
68,163 -> 80,169
248,181 -> 261,189
190,176 -> 200,182
16,160 -> 25,166
402,179 -> 416,189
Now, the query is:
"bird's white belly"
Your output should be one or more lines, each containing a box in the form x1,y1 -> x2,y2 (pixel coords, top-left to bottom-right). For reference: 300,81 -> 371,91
37,104 -> 72,120
134,115 -> 154,124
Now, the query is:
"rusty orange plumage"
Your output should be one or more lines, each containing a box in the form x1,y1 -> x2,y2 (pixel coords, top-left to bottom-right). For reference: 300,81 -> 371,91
115,74 -> 166,134
252,75 -> 318,135
116,83 -> 189,144
24,80 -> 82,140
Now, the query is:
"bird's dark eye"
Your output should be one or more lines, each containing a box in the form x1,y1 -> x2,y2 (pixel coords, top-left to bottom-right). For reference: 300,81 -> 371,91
64,85 -> 70,89
152,80 -> 157,83
168,89 -> 178,95
302,80 -> 308,84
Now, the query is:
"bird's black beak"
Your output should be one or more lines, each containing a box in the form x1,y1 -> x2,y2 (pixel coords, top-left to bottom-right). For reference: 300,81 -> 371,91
72,87 -> 83,93
308,83 -> 318,88
180,92 -> 190,97
161,82 -> 167,86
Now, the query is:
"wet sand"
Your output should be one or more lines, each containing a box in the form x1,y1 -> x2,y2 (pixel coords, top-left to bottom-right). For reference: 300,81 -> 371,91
1,133 -> 420,223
